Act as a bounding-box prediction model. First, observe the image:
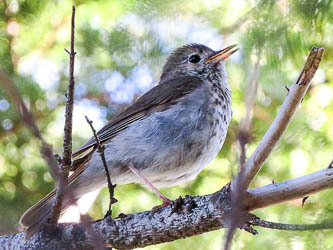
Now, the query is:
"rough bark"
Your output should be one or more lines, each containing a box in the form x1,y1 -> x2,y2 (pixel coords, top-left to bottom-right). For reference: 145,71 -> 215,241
1,165 -> 333,249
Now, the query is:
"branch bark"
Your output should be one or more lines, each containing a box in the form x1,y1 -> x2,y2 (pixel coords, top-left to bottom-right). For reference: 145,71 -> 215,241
246,166 -> 333,210
62,5 -> 76,168
1,165 -> 333,249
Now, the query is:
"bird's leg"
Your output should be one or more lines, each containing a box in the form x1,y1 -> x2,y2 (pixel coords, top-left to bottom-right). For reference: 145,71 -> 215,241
128,163 -> 172,209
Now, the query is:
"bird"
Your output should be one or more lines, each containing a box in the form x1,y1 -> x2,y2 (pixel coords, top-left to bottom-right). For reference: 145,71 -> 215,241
19,43 -> 238,239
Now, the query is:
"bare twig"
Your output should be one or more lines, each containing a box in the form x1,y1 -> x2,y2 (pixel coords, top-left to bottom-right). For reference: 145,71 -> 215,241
252,217 -> 333,231
85,116 -> 116,215
223,226 -> 236,250
62,5 -> 76,169
49,5 -> 76,225
302,196 -> 309,208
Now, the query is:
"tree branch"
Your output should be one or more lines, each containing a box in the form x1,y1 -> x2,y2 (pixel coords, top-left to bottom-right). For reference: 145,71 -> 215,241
1,164 -> 333,249
224,47 -> 324,250
251,217 -> 333,231
234,46 -> 324,192
237,52 -> 261,170
85,116 -> 117,215
62,5 -> 76,168
247,165 -> 333,210
49,5 -> 76,226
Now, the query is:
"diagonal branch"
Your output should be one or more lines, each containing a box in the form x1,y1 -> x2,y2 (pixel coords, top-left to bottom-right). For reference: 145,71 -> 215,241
234,47 -> 325,191
0,70 -> 60,178
224,47 -> 324,250
237,51 -> 261,169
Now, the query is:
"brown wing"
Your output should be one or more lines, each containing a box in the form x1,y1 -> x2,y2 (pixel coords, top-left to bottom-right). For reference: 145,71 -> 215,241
72,76 -> 203,159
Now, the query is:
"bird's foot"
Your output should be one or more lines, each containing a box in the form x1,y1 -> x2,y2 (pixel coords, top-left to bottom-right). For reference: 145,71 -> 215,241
152,197 -> 172,212
104,210 -> 112,219
127,163 -> 173,211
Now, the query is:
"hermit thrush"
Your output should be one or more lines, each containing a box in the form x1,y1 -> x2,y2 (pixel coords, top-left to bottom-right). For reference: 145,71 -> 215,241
20,43 -> 238,238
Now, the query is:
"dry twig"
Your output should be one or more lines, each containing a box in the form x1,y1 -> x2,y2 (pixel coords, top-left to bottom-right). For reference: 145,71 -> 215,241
85,116 -> 117,215
49,5 -> 76,225
251,217 -> 333,231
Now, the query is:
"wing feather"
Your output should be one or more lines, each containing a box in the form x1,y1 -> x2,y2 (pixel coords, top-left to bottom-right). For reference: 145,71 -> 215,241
73,76 -> 203,159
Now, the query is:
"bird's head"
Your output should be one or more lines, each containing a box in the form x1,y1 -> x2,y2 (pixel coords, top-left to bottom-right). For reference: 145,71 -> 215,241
160,43 -> 238,84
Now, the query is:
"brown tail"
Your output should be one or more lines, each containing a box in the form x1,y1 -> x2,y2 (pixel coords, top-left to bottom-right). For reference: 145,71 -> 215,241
19,188 -> 77,240
19,158 -> 88,240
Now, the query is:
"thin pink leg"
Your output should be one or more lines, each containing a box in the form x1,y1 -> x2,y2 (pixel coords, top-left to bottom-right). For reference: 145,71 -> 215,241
128,163 -> 172,208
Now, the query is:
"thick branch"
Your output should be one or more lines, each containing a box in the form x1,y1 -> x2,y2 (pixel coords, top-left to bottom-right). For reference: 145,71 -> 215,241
2,188 -> 231,249
247,166 -> 333,210
1,165 -> 333,249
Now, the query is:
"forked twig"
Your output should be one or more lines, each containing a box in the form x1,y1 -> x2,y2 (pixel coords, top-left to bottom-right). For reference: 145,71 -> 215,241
224,47 -> 325,250
235,47 -> 325,191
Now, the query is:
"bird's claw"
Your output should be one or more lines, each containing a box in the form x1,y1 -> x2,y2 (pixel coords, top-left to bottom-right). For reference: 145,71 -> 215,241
152,197 -> 172,212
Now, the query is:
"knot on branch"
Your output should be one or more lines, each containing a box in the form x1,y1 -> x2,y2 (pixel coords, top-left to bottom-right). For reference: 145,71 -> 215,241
210,182 -> 232,211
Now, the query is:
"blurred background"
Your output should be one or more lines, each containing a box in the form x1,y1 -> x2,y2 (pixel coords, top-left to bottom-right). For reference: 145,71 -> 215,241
0,0 -> 332,249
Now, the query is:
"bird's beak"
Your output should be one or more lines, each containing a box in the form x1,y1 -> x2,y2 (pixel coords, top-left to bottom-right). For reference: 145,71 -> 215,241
206,44 -> 239,62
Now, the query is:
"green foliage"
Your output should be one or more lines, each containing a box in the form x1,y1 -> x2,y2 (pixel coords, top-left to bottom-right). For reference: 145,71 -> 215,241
0,0 -> 332,249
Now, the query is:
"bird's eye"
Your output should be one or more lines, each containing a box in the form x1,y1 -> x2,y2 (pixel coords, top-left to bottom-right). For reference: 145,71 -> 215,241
188,54 -> 201,63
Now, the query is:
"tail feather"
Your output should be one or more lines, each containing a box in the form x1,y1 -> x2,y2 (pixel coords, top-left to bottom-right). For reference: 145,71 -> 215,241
19,189 -> 56,228
20,189 -> 56,240
20,189 -> 81,240
19,158 -> 90,240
